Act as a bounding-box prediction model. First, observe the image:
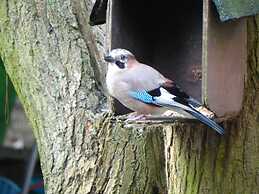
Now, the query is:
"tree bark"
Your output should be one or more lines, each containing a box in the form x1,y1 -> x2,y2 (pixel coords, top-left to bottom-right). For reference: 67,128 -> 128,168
0,1 -> 259,194
165,17 -> 259,194
0,0 -> 166,193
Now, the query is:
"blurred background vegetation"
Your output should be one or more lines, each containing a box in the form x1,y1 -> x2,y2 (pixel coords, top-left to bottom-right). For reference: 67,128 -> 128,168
0,59 -> 43,194
0,59 -> 16,144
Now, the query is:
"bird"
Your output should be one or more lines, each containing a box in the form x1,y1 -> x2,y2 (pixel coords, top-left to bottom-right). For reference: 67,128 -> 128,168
89,0 -> 108,26
104,48 -> 224,135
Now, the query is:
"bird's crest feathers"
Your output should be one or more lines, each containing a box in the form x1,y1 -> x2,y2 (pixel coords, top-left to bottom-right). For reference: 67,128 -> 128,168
104,48 -> 136,70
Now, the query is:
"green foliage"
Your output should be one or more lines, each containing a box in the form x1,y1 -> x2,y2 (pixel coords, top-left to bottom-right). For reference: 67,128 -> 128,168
0,59 -> 16,143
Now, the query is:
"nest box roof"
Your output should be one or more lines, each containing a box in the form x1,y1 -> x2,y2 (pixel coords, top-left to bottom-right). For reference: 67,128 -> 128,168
213,0 -> 259,21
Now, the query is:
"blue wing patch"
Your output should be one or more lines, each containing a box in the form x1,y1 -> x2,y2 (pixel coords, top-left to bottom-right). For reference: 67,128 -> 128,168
129,91 -> 154,104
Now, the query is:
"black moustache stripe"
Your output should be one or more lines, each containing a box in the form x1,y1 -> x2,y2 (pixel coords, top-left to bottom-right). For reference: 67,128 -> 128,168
115,61 -> 125,69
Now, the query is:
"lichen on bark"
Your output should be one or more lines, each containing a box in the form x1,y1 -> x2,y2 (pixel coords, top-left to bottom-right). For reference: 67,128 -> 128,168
0,0 -> 166,193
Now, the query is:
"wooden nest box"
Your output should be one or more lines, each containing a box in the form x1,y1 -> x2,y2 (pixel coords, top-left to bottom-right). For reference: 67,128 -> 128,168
106,0 -> 246,119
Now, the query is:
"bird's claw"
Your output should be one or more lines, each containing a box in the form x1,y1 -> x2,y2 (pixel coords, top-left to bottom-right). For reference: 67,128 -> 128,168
126,113 -> 147,122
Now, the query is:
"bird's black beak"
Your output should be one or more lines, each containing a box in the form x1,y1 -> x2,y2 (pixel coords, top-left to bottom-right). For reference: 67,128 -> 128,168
104,55 -> 115,63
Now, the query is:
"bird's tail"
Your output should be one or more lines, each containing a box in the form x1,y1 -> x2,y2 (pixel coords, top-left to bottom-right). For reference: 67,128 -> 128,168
187,97 -> 202,108
155,98 -> 224,135
185,109 -> 224,135
129,89 -> 224,135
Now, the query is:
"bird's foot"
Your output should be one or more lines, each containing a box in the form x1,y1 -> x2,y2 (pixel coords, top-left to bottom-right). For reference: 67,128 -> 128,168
162,110 -> 189,118
126,112 -> 146,122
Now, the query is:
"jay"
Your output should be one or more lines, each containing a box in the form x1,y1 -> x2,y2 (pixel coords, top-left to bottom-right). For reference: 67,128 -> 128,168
104,48 -> 224,135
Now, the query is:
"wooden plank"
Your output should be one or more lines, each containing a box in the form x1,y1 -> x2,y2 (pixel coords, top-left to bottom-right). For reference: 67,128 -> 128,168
203,0 -> 247,118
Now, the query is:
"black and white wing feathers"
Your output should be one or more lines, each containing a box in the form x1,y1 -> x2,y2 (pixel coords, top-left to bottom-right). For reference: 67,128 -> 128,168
129,86 -> 224,135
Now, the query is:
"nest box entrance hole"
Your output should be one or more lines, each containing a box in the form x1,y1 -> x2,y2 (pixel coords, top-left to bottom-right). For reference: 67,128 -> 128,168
109,0 -> 203,115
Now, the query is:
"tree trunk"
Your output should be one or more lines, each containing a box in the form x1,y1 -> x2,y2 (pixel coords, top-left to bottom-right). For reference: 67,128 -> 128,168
0,0 -> 166,193
0,1 -> 258,194
165,17 -> 259,194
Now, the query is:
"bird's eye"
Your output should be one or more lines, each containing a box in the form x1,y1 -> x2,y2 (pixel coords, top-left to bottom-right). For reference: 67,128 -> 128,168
121,55 -> 126,61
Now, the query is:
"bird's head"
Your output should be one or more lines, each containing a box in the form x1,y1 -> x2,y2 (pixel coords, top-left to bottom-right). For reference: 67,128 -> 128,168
104,48 -> 135,70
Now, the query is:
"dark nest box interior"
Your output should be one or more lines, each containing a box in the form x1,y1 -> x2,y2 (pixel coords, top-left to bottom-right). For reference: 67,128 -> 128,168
106,0 -> 246,119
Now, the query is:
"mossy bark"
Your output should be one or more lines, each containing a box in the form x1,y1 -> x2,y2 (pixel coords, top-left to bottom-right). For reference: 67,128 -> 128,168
0,0 -> 259,194
0,0 -> 165,193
